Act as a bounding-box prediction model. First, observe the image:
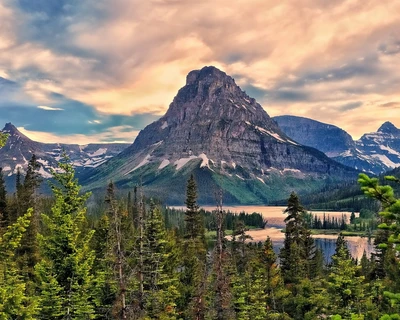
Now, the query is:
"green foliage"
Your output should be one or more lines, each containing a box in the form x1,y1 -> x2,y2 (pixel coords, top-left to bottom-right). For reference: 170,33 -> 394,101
143,201 -> 180,319
36,156 -> 96,319
0,133 -> 8,148
0,168 -> 8,231
359,173 -> 400,313
280,192 -> 316,283
327,239 -> 366,317
0,209 -> 39,319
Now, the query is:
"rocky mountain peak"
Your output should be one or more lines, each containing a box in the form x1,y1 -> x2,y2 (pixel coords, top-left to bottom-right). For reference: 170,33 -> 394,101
378,121 -> 399,135
2,122 -> 31,141
186,66 -> 234,85
163,66 -> 266,130
3,122 -> 19,134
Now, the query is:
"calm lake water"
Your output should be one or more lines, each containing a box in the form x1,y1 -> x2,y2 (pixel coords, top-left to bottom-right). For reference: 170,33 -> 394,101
174,205 -> 374,261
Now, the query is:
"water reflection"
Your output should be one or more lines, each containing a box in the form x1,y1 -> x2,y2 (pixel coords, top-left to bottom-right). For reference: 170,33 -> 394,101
199,205 -> 373,261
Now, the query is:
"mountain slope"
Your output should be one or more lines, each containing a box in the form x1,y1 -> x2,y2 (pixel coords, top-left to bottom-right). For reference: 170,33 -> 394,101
0,123 -> 130,180
274,116 -> 400,174
273,115 -> 355,157
81,66 -> 358,204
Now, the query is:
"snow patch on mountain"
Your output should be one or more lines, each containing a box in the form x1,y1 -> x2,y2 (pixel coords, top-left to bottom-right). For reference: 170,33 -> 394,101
38,166 -> 52,178
174,155 -> 197,170
380,145 -> 400,156
158,159 -> 170,170
199,153 -> 211,168
88,148 -> 107,157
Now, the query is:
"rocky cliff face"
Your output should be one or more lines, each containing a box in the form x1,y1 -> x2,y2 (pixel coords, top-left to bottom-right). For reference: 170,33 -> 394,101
273,115 -> 355,157
82,66 -> 357,204
274,116 -> 400,174
0,123 -> 129,179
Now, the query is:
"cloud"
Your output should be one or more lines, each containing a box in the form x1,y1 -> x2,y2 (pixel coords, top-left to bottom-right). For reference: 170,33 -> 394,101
337,101 -> 363,112
0,0 -> 400,141
37,105 -> 64,111
379,102 -> 400,108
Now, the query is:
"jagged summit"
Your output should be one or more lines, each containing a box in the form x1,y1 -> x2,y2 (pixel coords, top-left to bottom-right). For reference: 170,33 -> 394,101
186,66 -> 231,85
378,121 -> 399,134
164,65 -> 260,124
3,122 -> 17,131
2,122 -> 28,138
1,122 -> 33,145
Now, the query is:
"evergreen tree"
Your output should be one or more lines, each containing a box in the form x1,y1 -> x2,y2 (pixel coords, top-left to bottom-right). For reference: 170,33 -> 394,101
143,200 -> 179,319
184,174 -> 204,240
36,156 -> 96,319
280,192 -> 315,283
0,209 -> 39,318
179,174 -> 207,319
16,154 -> 42,284
358,173 -> 400,314
206,192 -> 234,320
327,236 -> 366,317
105,182 -> 129,319
259,237 -> 289,314
0,167 -> 8,231
21,154 -> 42,213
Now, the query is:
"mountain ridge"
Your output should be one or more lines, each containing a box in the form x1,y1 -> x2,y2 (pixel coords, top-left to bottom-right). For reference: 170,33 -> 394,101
0,122 -> 130,180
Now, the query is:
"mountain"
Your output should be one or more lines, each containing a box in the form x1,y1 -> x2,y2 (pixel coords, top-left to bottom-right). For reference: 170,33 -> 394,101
274,116 -> 400,174
355,121 -> 400,172
81,66 -> 358,204
0,122 -> 130,181
273,115 -> 355,157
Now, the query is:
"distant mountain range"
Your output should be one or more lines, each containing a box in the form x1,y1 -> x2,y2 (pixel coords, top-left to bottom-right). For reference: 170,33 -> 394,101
274,116 -> 400,174
80,66 -> 358,204
0,122 -> 129,180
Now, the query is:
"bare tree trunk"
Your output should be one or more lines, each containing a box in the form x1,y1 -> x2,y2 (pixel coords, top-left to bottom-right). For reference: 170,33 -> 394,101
107,183 -> 127,319
138,184 -> 145,314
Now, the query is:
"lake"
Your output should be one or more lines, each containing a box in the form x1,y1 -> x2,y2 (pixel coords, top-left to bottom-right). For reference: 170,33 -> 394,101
174,205 -> 374,261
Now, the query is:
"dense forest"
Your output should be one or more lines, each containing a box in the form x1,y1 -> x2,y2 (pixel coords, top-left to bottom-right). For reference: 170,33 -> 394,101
1,133 -> 400,319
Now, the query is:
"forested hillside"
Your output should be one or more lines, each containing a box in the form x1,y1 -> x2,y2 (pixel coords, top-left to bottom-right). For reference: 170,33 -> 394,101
1,138 -> 400,319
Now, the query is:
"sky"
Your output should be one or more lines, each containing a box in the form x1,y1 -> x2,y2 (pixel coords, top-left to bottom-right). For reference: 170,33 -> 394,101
0,0 -> 399,144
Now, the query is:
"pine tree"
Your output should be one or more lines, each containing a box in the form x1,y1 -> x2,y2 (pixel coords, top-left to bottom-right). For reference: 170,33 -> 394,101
0,209 -> 39,318
0,167 -> 8,231
179,174 -> 207,319
280,192 -> 315,283
16,154 -> 42,284
358,173 -> 400,314
327,236 -> 366,317
36,156 -> 96,319
21,154 -> 42,213
184,174 -> 204,240
207,191 -> 234,320
143,200 -> 179,319
260,237 -> 289,314
105,182 -> 128,319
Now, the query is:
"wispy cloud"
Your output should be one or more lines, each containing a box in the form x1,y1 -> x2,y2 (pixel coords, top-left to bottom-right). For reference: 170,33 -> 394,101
37,105 -> 63,111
